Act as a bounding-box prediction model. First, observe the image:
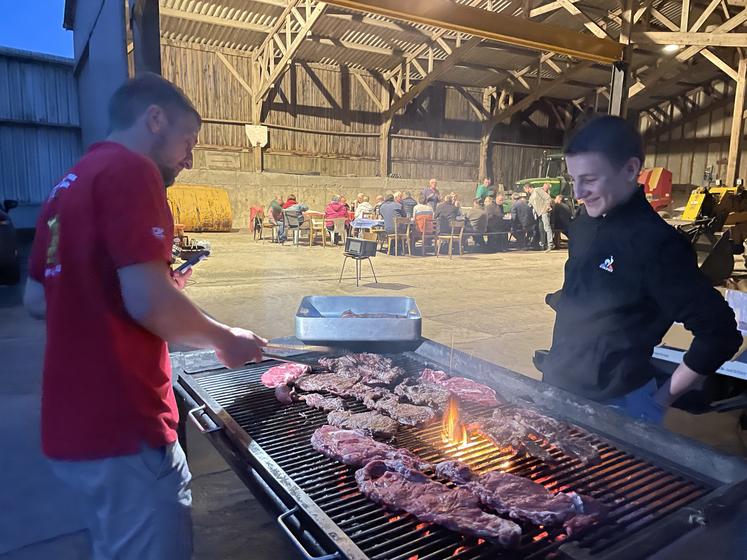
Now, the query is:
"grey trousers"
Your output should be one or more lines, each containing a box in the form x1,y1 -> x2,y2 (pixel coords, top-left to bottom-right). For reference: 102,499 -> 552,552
541,213 -> 554,249
49,441 -> 193,560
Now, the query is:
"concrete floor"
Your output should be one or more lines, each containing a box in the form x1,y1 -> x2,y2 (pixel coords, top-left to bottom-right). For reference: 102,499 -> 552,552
1,232 -> 745,559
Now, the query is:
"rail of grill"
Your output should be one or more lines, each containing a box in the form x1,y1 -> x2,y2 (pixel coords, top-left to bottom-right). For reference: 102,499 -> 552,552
190,355 -> 714,560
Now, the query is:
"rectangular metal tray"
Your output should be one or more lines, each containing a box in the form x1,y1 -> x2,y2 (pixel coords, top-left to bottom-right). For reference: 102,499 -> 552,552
295,296 -> 421,346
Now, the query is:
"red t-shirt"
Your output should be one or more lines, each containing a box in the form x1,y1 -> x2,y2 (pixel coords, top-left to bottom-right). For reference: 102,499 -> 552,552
29,142 -> 178,460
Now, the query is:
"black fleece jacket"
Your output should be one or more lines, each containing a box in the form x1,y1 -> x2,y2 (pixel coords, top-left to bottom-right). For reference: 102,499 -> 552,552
543,187 -> 742,400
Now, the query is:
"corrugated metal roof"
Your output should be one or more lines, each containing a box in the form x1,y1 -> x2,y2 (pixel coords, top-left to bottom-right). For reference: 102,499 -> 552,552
0,50 -> 79,126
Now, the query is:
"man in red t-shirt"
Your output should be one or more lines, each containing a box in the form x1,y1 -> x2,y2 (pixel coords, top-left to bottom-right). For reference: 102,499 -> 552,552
23,74 -> 266,559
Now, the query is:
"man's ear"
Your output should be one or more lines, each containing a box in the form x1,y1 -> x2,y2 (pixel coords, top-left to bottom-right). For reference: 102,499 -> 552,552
143,104 -> 167,134
623,157 -> 642,183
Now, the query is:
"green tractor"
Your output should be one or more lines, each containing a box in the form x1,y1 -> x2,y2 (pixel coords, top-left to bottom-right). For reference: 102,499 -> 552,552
504,152 -> 574,212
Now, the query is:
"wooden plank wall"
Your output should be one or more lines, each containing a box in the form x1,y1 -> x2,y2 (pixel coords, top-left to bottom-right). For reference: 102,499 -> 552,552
642,81 -> 746,187
160,41 -> 560,185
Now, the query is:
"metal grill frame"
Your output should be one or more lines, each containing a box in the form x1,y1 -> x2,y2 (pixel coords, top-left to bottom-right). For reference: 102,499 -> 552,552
173,339 -> 747,560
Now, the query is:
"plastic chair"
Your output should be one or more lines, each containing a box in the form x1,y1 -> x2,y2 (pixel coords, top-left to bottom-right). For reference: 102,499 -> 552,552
332,218 -> 348,246
309,218 -> 331,247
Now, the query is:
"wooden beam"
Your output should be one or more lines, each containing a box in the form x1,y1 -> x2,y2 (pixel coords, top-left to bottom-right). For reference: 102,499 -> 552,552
632,31 -> 747,47
529,0 -> 581,18
353,73 -> 383,110
323,0 -> 624,63
215,52 -> 253,96
384,36 -> 483,119
478,87 -> 495,180
379,85 -> 391,177
681,0 -> 691,31
486,61 -> 594,127
557,0 -> 610,39
630,8 -> 747,98
159,6 -> 271,34
649,7 -> 679,31
690,0 -> 721,32
700,49 -> 739,81
727,55 -> 747,185
454,86 -> 491,119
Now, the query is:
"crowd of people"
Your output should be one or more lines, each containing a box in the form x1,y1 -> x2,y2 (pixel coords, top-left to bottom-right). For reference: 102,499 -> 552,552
263,176 -> 574,251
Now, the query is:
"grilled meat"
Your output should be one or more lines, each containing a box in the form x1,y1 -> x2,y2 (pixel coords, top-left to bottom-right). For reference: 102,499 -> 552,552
327,410 -> 399,438
344,383 -> 391,409
301,393 -> 345,412
373,396 -> 436,426
436,461 -> 608,534
310,425 -> 430,472
275,384 -> 296,404
319,353 -> 404,385
466,411 -> 556,463
355,461 -> 522,547
497,405 -> 601,465
261,363 -> 311,388
295,372 -> 359,394
436,461 -> 576,526
419,368 -> 502,406
393,379 -> 450,410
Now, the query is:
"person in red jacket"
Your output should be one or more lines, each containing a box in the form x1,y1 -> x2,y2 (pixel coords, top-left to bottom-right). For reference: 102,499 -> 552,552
282,194 -> 298,209
23,73 -> 267,559
324,195 -> 350,244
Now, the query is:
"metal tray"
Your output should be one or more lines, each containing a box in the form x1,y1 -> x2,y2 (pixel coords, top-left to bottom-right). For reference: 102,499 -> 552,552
295,296 -> 422,348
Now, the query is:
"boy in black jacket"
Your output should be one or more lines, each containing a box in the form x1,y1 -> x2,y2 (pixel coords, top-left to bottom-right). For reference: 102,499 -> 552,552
542,116 -> 742,423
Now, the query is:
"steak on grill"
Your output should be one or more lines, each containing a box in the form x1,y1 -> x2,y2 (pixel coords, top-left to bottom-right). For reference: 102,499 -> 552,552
436,461 -> 608,534
295,372 -> 359,393
393,379 -> 450,410
419,368 -> 502,406
275,384 -> 296,405
496,405 -> 601,465
300,393 -> 345,412
261,363 -> 311,388
372,396 -> 437,426
327,410 -> 399,438
435,461 -> 576,526
466,411 -> 556,463
319,353 -> 404,385
310,425 -> 430,472
344,383 -> 392,409
355,461 -> 522,547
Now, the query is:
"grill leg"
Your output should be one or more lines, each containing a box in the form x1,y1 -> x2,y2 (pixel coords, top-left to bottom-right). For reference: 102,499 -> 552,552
339,255 -> 348,283
355,258 -> 361,287
367,257 -> 378,283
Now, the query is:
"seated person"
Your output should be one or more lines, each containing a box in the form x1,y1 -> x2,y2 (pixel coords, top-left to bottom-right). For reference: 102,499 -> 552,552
412,195 -> 434,218
401,191 -> 418,218
464,198 -> 487,247
268,194 -> 285,241
434,194 -> 459,234
378,193 -> 405,234
552,194 -> 573,236
373,195 -> 385,217
510,193 -> 535,247
282,194 -> 298,209
354,195 -> 374,219
324,195 -> 350,244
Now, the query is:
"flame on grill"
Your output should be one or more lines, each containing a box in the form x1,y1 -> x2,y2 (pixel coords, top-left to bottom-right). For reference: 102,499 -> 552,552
441,396 -> 468,448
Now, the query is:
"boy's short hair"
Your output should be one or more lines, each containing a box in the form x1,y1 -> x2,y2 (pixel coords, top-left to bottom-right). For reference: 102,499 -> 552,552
564,115 -> 644,169
108,72 -> 201,131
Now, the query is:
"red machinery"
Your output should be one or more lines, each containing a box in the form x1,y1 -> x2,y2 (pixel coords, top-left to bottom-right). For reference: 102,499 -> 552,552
639,167 -> 673,212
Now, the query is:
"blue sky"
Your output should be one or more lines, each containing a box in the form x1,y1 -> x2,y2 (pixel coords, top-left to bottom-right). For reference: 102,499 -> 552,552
0,1 -> 73,57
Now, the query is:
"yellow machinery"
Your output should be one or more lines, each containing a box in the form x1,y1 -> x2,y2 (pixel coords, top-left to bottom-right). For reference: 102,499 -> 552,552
167,184 -> 233,232
682,186 -> 740,221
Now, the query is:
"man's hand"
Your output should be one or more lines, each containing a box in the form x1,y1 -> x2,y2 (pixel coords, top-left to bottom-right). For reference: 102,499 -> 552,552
653,362 -> 705,408
171,267 -> 193,290
214,327 -> 268,368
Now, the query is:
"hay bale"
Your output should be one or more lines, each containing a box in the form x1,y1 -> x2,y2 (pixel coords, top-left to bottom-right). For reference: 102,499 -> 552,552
167,184 -> 233,232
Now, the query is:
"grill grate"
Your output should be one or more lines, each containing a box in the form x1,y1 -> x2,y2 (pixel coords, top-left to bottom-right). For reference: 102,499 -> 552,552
189,354 -> 714,560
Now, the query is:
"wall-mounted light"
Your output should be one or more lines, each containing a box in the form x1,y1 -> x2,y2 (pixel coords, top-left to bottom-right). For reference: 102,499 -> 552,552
663,44 -> 680,53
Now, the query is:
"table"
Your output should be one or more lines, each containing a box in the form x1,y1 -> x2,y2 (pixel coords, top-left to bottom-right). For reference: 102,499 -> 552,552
351,218 -> 385,230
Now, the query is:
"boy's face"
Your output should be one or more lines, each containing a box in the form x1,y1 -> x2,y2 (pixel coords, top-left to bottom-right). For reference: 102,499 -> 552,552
566,152 -> 640,218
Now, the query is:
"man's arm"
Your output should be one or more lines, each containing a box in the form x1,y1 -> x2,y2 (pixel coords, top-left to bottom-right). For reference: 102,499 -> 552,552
118,261 -> 266,367
646,234 -> 743,406
23,278 -> 46,319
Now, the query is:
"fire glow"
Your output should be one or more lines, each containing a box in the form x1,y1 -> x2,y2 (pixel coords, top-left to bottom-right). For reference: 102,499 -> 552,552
441,396 -> 469,449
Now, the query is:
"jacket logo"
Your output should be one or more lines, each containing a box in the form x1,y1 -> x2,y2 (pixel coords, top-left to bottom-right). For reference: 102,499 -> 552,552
599,256 -> 615,273
152,227 -> 165,240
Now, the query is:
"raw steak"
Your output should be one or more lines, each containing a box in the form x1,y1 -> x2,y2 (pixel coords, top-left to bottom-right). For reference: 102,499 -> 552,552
261,363 -> 311,388
310,425 -> 429,472
435,461 -> 576,526
393,379 -> 450,410
419,368 -> 502,406
319,353 -> 404,385
327,410 -> 399,438
301,393 -> 345,412
373,396 -> 436,426
436,461 -> 608,534
496,405 -> 601,465
295,372 -> 359,394
356,461 -> 521,547
466,411 -> 556,463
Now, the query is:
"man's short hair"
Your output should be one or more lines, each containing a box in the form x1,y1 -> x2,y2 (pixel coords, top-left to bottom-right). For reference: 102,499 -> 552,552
404,191 -> 412,197
108,73 -> 201,131
331,195 -> 340,202
564,115 -> 644,169
384,193 -> 395,202
363,195 -> 370,202
288,194 -> 296,200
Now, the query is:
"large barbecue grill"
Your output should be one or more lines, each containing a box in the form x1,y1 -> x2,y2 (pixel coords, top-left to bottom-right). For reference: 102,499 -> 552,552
174,340 -> 747,560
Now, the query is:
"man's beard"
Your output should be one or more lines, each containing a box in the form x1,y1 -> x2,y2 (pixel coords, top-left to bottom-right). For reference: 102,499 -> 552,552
151,133 -> 179,187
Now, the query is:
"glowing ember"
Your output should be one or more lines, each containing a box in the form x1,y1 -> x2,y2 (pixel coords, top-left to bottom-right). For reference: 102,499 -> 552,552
533,531 -> 549,542
415,523 -> 429,531
407,556 -> 419,560
388,515 -> 403,523
498,460 -> 511,470
452,546 -> 468,556
477,539 -> 485,545
441,396 -> 468,448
